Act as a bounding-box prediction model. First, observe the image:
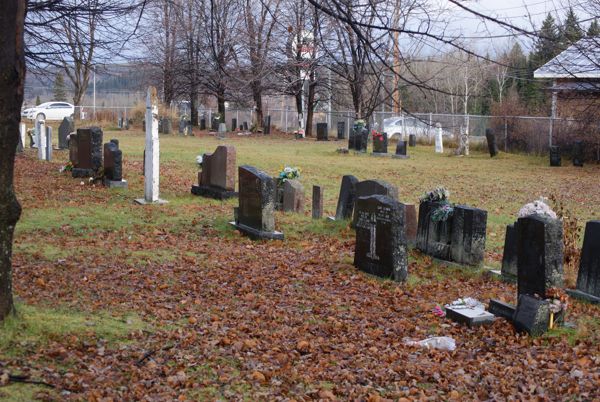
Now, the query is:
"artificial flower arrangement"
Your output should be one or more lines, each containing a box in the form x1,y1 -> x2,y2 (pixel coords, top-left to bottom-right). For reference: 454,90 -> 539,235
545,287 -> 569,329
372,131 -> 385,142
518,197 -> 557,219
278,166 -> 301,185
60,161 -> 74,173
420,186 -> 454,222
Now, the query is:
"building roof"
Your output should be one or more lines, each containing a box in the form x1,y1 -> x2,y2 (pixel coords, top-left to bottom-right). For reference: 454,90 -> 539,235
534,38 -> 600,79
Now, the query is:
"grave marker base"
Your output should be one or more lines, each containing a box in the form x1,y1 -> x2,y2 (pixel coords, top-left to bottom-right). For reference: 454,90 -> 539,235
371,152 -> 390,157
565,289 -> 600,304
229,221 -> 284,240
488,299 -> 516,320
392,154 -> 410,159
191,185 -> 238,200
104,179 -> 128,189
134,198 -> 169,205
513,295 -> 550,337
72,168 -> 95,178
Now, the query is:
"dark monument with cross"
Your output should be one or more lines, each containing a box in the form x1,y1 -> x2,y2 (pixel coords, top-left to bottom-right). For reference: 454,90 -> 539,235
70,127 -> 103,178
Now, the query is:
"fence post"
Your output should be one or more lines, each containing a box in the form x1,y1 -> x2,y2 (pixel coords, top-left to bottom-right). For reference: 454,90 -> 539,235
504,117 -> 508,152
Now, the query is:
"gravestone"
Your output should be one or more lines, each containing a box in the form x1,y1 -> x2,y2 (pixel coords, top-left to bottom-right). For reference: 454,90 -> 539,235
416,201 -> 452,260
349,123 -> 368,152
282,179 -> 304,213
135,87 -> 167,205
103,139 -> 127,188
372,132 -> 388,154
263,115 -> 271,134
513,294 -> 550,336
408,134 -> 417,147
45,126 -> 53,161
192,145 -> 237,199
163,118 -> 172,134
125,119 -> 130,130
71,127 -> 103,178
218,123 -> 227,138
568,221 -> 600,303
211,116 -> 220,131
501,223 -> 519,281
232,118 -> 237,132
312,185 -> 323,219
393,140 -> 408,159
445,305 -> 494,327
450,205 -> 487,266
337,121 -> 345,140
243,121 -> 249,131
488,299 -> 516,321
485,128 -> 498,157
17,123 -> 25,153
572,140 -> 584,167
200,118 -> 206,130
549,146 -> 561,167
316,123 -> 328,141
354,195 -> 408,282
404,203 -> 417,247
36,120 -> 46,160
118,117 -> 123,129
334,175 -> 359,220
435,128 -> 443,153
179,118 -> 186,134
231,165 -> 283,240
352,180 -> 399,227
517,214 -> 563,298
58,117 -> 74,149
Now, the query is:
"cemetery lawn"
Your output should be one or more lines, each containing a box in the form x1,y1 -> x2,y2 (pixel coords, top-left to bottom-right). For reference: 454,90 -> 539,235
4,129 -> 600,400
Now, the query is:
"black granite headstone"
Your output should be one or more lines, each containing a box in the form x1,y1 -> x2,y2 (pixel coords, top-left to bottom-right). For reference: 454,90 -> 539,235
163,118 -> 172,134
352,180 -> 399,228
232,118 -> 237,132
263,115 -> 271,134
549,146 -> 561,167
316,123 -> 328,141
513,294 -> 550,336
450,205 -> 487,266
200,118 -> 206,130
312,185 -> 323,219
334,175 -> 359,220
570,221 -> 600,303
58,117 -> 74,149
337,121 -> 345,140
572,140 -> 584,167
232,165 -> 283,240
517,214 -> 563,298
354,195 -> 408,282
485,128 -> 498,157
395,140 -> 408,157
408,134 -> 417,147
243,121 -> 249,131
72,127 -> 103,178
488,299 -> 516,320
416,200 -> 452,260
372,132 -> 388,154
501,223 -> 519,281
103,139 -> 124,185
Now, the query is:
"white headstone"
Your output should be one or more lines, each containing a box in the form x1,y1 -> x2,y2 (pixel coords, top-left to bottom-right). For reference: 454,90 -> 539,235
37,120 -> 47,160
19,123 -> 26,150
46,126 -> 53,161
435,124 -> 443,154
136,87 -> 167,205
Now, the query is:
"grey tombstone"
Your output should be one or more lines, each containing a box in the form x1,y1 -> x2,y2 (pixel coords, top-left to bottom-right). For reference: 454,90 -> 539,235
103,139 -> 127,188
36,120 -> 46,160
316,123 -> 328,141
218,122 -> 227,138
449,205 -> 487,266
178,118 -> 185,134
572,140 -> 584,167
403,203 -> 417,247
72,127 -> 103,178
568,221 -> 600,303
501,223 -> 519,281
17,123 -> 25,153
408,134 -> 417,147
312,185 -> 324,219
58,117 -> 74,149
517,214 -> 563,298
549,146 -> 561,167
485,128 -> 498,157
231,165 -> 283,240
334,175 -> 359,220
393,140 -> 408,159
352,179 -> 399,228
416,200 -> 452,260
354,195 -> 408,282
163,118 -> 172,134
337,121 -> 345,140
513,294 -> 550,336
45,126 -> 53,161
282,179 -> 304,213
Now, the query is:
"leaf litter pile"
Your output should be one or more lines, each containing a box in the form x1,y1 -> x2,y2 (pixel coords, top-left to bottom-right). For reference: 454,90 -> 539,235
6,152 -> 600,401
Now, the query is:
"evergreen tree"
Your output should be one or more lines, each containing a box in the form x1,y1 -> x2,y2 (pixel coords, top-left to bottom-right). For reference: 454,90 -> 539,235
53,72 -> 67,101
560,7 -> 583,47
35,95 -> 41,106
587,19 -> 600,37
531,13 -> 561,69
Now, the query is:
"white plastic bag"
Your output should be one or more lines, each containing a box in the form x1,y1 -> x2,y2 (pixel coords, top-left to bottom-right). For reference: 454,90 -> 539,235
403,336 -> 456,351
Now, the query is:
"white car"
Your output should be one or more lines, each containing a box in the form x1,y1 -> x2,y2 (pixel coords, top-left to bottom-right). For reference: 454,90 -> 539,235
22,102 -> 75,122
383,116 -> 450,139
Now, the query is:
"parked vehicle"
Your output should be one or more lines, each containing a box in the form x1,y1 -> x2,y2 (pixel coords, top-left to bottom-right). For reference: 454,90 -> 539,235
22,102 -> 75,122
383,116 -> 450,139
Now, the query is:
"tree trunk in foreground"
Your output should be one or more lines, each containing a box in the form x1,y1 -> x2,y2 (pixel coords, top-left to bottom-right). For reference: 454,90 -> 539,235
0,0 -> 25,320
